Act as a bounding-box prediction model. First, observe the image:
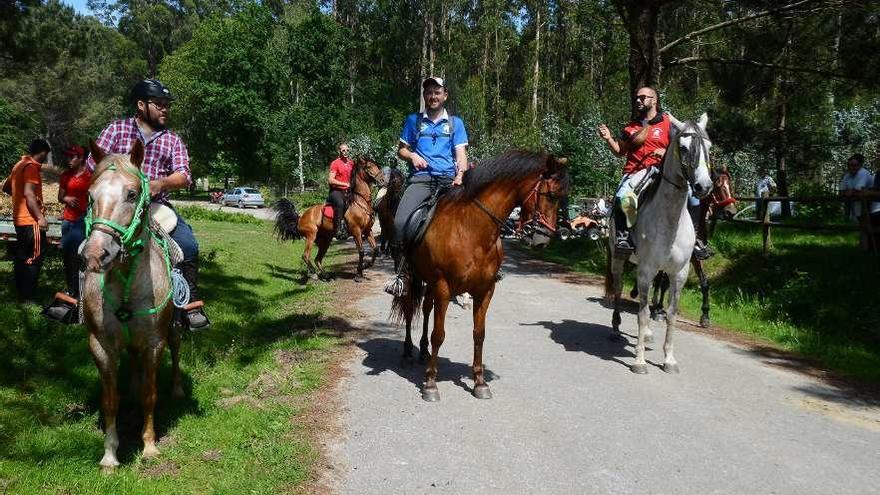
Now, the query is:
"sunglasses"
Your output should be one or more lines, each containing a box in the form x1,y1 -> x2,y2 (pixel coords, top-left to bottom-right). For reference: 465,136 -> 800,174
635,95 -> 654,101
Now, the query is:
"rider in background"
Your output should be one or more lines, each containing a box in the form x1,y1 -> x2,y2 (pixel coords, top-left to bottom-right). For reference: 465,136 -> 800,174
384,76 -> 469,295
87,79 -> 209,330
327,142 -> 354,239
597,87 -> 709,259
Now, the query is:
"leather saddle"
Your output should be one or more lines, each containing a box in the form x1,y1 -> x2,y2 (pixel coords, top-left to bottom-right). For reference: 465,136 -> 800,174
401,183 -> 452,249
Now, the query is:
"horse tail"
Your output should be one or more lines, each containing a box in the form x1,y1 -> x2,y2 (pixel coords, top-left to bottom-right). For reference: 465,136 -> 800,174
389,271 -> 424,327
274,198 -> 302,241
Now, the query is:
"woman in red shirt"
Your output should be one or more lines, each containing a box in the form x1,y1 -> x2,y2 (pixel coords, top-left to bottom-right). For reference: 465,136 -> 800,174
58,144 -> 91,298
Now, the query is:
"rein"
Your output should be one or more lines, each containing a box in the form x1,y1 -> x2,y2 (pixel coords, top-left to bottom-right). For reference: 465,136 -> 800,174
662,126 -> 710,191
85,163 -> 173,334
473,175 -> 556,237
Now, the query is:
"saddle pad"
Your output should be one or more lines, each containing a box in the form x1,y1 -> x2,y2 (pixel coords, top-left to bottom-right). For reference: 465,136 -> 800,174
322,205 -> 335,219
150,203 -> 178,234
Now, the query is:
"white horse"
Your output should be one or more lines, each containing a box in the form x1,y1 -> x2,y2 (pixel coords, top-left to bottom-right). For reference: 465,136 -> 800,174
608,114 -> 714,374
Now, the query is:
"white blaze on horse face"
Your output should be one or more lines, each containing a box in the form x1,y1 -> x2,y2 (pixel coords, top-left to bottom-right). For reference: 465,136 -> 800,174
83,173 -> 135,271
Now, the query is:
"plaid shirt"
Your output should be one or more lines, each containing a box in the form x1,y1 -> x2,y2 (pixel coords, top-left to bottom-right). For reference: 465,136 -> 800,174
86,117 -> 191,202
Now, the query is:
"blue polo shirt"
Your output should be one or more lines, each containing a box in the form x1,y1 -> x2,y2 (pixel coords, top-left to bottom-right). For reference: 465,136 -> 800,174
399,110 -> 468,177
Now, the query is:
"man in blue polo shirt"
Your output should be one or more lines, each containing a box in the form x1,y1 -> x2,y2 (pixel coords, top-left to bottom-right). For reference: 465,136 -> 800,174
384,76 -> 469,295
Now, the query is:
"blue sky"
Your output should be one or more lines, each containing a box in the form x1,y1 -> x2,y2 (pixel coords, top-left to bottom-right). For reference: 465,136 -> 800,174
63,0 -> 95,16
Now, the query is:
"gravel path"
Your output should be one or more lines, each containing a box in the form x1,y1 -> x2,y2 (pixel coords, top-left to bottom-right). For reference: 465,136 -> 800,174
327,245 -> 880,495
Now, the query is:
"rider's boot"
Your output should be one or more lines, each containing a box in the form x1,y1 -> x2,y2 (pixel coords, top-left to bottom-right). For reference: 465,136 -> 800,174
383,243 -> 410,297
688,203 -> 712,260
613,198 -> 635,255
180,259 -> 210,330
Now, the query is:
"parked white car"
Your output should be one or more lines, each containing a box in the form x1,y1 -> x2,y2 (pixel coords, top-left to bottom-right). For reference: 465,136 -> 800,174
222,187 -> 265,208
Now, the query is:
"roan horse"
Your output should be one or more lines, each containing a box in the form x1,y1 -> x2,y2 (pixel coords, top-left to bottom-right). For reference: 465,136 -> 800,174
607,114 -> 714,374
391,150 -> 569,401
81,140 -> 182,470
274,157 -> 386,281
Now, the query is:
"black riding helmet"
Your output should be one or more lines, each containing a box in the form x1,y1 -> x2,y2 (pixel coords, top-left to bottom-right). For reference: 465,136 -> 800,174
130,79 -> 175,103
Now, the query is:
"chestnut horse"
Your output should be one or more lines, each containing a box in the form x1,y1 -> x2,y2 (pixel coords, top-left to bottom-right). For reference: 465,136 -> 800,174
81,140 -> 182,471
391,150 -> 569,402
275,157 -> 385,281
376,167 -> 406,260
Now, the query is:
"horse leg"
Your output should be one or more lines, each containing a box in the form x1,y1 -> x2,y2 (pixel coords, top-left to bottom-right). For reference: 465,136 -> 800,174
141,342 -> 165,459
402,306 -> 415,366
609,257 -> 627,342
693,258 -> 710,327
365,231 -> 378,269
314,236 -> 331,279
423,282 -> 450,402
351,226 -> 365,282
419,288 -> 433,364
302,233 -> 318,279
662,268 -> 689,374
169,323 -> 185,398
471,286 -> 495,399
631,270 -> 653,374
89,333 -> 120,470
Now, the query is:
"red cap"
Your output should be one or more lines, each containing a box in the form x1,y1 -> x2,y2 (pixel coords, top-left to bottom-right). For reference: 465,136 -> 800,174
63,145 -> 85,158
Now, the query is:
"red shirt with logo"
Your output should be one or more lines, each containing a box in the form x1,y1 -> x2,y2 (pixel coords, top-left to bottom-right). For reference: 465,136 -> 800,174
59,168 -> 92,221
329,157 -> 354,191
621,113 -> 672,175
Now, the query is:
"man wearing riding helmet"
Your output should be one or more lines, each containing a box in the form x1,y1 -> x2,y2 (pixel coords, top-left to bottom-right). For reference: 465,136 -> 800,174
86,78 -> 209,330
597,86 -> 710,259
384,76 -> 469,296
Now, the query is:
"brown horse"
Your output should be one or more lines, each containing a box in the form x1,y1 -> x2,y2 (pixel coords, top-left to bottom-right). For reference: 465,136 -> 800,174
275,157 -> 386,281
81,140 -> 182,471
376,167 -> 405,260
391,150 -> 569,402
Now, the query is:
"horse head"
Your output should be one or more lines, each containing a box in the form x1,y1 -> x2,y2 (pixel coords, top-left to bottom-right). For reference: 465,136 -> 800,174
82,139 -> 149,273
668,113 -> 714,199
529,155 -> 571,248
356,156 -> 386,187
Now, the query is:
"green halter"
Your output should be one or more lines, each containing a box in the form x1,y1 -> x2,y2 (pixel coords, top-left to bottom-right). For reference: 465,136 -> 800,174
84,163 -> 173,334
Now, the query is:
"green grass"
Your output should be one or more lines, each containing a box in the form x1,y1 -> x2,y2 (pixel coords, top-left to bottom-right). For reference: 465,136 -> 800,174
524,223 -> 880,383
0,218 -> 349,494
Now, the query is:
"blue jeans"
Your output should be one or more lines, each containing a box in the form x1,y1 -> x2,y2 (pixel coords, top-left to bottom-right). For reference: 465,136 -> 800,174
60,218 -> 86,255
169,214 -> 199,263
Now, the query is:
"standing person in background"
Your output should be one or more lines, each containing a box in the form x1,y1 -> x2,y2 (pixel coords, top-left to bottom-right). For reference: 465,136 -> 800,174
755,168 -> 777,219
43,145 -> 92,322
3,139 -> 50,302
839,153 -> 880,249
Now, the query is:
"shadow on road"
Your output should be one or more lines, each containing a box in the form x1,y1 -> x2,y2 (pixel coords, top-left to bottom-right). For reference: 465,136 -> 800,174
356,337 -> 497,395
520,319 -> 636,370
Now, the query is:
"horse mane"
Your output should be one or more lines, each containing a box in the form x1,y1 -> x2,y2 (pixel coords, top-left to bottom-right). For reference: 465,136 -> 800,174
453,149 -> 550,200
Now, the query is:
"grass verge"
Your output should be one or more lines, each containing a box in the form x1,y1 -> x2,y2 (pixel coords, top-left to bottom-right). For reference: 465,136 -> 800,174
0,218 -> 349,494
522,222 -> 880,384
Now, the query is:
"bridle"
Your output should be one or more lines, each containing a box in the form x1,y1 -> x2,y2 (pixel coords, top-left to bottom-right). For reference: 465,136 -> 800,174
662,123 -> 711,191
86,163 -> 151,258
350,159 -> 386,215
473,171 -> 564,238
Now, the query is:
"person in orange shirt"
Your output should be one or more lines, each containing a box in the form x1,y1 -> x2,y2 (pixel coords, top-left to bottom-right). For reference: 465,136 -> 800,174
3,139 -> 51,302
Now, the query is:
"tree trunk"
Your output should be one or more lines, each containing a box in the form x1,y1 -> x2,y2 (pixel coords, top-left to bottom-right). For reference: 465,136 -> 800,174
616,0 -> 665,115
531,3 -> 542,127
419,9 -> 429,112
298,138 -> 304,193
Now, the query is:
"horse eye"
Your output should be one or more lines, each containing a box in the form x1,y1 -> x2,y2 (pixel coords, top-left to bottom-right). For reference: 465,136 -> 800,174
126,190 -> 138,202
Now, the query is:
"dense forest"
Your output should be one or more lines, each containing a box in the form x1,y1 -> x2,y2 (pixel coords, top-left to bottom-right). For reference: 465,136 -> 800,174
1,0 -> 878,197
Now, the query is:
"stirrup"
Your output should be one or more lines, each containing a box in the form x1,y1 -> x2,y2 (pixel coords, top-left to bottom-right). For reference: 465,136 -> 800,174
614,234 -> 635,255
383,274 -> 409,297
183,300 -> 211,330
495,268 -> 505,282
693,241 -> 713,261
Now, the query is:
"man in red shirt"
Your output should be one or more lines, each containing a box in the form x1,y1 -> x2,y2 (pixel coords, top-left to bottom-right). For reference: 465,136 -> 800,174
3,139 -> 50,302
327,142 -> 354,238
598,86 -> 672,254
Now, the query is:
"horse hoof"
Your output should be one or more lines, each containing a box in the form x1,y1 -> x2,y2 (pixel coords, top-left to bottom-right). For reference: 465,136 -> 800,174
663,362 -> 680,374
309,273 -> 318,281
142,445 -> 161,459
630,363 -> 649,374
700,316 -> 710,328
422,386 -> 440,402
100,464 -> 117,474
99,456 -> 119,473
354,276 -> 363,283
608,332 -> 627,343
472,385 -> 492,400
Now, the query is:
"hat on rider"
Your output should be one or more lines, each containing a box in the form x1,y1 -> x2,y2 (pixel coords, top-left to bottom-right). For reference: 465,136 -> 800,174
422,76 -> 446,89
63,144 -> 86,158
130,79 -> 175,103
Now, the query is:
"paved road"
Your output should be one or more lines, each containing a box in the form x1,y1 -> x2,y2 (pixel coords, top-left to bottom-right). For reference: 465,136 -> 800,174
170,200 -> 277,221
328,246 -> 880,495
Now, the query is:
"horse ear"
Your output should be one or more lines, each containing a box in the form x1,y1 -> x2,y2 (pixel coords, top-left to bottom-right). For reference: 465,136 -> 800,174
88,139 -> 105,166
130,139 -> 145,168
552,156 -> 569,168
697,112 -> 709,131
667,112 -> 685,132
